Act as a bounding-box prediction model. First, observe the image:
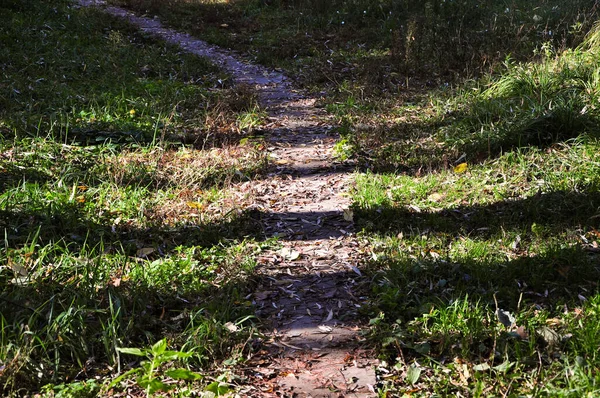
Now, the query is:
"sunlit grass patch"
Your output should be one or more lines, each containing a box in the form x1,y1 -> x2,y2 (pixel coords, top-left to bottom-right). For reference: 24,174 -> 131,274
440,42 -> 600,159
354,110 -> 600,396
100,144 -> 267,190
351,28 -> 600,393
0,0 -> 269,395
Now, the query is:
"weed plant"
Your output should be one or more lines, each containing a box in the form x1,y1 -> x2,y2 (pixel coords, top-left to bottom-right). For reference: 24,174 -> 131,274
0,0 -> 268,395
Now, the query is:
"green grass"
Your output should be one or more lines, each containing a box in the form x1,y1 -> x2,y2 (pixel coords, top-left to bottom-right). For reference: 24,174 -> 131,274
344,23 -> 600,172
0,0 -> 269,395
111,0 -> 597,96
351,24 -> 600,397
3,0 -> 600,396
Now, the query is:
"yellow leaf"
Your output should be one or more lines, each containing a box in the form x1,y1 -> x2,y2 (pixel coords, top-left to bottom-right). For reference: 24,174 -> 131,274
186,201 -> 205,210
454,162 -> 468,173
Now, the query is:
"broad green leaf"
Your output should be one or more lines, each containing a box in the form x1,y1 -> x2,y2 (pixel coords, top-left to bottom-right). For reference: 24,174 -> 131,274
493,360 -> 514,373
143,379 -> 175,394
116,347 -> 145,357
413,342 -> 431,355
205,381 -> 231,396
165,368 -> 203,381
406,364 -> 421,385
151,339 -> 167,356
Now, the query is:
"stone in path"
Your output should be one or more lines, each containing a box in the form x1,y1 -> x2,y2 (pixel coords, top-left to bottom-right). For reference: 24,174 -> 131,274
76,1 -> 377,396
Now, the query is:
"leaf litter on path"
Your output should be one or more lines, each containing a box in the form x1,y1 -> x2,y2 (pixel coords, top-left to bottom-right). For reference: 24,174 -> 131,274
78,1 -> 377,396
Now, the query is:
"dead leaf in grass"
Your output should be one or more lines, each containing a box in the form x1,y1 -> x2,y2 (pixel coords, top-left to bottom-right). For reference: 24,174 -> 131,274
496,309 -> 515,328
186,201 -> 206,210
454,162 -> 468,173
224,322 -> 239,332
348,265 -> 362,276
254,291 -> 274,300
537,326 -> 560,346
427,193 -> 443,202
8,261 -> 28,276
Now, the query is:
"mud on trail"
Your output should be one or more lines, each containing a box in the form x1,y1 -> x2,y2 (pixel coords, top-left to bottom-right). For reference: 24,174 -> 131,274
78,1 -> 378,395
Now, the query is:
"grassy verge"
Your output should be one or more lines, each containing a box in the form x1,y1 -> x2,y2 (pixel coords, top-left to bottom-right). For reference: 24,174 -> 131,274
343,30 -> 600,172
1,0 -> 268,395
111,0 -> 597,97
351,25 -> 600,396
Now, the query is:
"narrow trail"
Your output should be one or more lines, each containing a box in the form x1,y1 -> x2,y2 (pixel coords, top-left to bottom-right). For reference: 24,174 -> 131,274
78,2 -> 378,396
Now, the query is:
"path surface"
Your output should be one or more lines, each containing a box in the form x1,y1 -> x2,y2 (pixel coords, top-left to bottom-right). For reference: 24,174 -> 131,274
77,1 -> 377,396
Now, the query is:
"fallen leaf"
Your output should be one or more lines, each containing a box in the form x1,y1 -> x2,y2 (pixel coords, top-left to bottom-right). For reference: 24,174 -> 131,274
427,193 -> 443,202
349,265 -> 362,276
8,262 -> 28,276
343,208 -> 354,222
473,363 -> 490,372
325,309 -> 334,322
496,309 -> 515,328
224,322 -> 238,332
515,325 -> 529,339
454,162 -> 468,173
537,326 -> 560,346
406,364 -> 421,385
254,291 -> 273,300
110,277 -> 121,287
280,248 -> 301,261
317,325 -> 333,333
186,201 -> 206,210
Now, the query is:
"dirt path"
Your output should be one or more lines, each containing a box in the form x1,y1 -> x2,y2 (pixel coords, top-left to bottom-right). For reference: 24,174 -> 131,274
77,1 -> 377,395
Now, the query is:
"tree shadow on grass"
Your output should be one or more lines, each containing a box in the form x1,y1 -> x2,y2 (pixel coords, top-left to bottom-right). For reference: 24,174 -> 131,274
354,189 -> 600,238
1,189 -> 599,392
371,244 -> 599,320
0,202 -> 264,392
0,205 -> 263,255
0,252 -> 258,393
353,187 -> 600,337
346,107 -> 600,175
